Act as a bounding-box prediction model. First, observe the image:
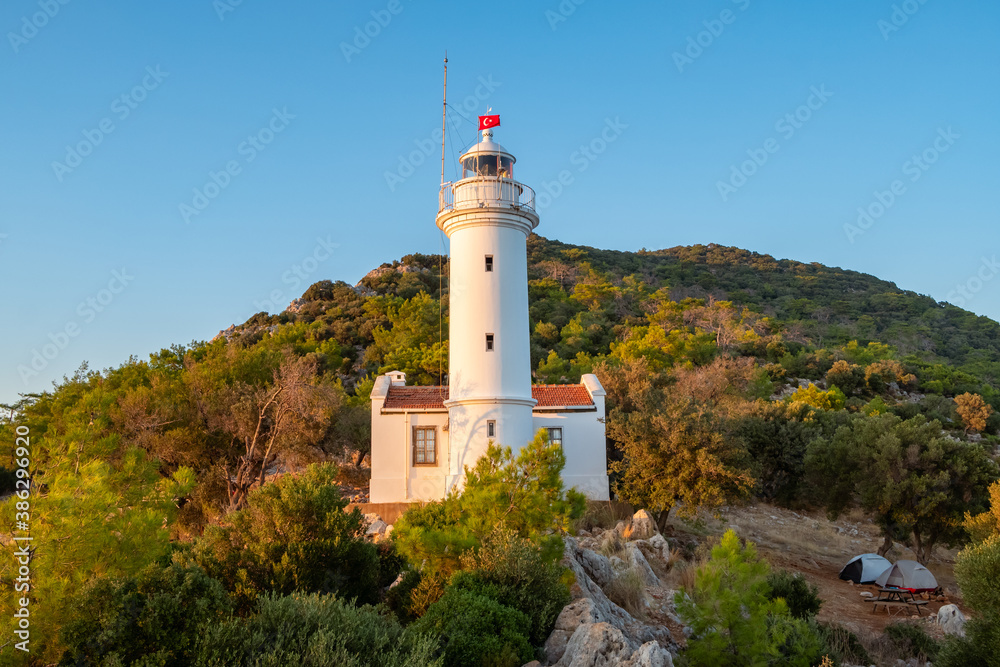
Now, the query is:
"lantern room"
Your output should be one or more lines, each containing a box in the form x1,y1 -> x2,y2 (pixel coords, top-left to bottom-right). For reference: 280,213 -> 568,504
459,128 -> 515,179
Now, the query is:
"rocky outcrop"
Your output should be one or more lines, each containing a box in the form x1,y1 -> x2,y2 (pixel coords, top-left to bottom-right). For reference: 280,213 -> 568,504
543,510 -> 679,666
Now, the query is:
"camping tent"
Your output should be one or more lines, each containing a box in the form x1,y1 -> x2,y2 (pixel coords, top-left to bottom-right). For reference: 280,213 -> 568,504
874,560 -> 939,592
839,553 -> 892,584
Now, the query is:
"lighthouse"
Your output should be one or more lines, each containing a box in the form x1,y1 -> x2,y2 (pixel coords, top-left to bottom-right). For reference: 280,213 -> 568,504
368,114 -> 609,504
437,123 -> 539,489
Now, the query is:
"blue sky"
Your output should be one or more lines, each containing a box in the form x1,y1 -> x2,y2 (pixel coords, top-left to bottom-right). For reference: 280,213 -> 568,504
1,0 -> 998,404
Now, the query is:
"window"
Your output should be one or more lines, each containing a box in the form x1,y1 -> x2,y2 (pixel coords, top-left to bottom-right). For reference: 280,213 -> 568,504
413,427 -> 437,465
485,255 -> 493,272
487,420 -> 496,438
485,333 -> 495,351
547,428 -> 563,448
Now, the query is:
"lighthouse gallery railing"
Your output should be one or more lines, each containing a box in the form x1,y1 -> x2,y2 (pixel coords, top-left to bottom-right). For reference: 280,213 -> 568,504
438,177 -> 536,215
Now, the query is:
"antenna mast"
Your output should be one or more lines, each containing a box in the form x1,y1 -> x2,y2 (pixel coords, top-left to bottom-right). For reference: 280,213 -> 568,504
440,52 -> 448,186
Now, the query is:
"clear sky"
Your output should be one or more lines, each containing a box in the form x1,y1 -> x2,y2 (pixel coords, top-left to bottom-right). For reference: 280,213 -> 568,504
1,0 -> 998,404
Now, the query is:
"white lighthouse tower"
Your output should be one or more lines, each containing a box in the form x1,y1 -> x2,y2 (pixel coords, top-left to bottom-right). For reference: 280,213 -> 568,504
368,114 -> 609,504
437,124 -> 539,489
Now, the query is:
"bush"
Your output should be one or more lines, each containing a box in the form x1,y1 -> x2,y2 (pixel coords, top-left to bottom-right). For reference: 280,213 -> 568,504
386,569 -> 422,624
885,622 -> 939,661
937,617 -> 1000,667
411,588 -> 534,667
449,529 -> 571,646
58,564 -> 231,667
766,570 -> 822,619
815,623 -> 872,666
184,464 -> 394,612
938,534 -> 1000,667
196,593 -> 441,667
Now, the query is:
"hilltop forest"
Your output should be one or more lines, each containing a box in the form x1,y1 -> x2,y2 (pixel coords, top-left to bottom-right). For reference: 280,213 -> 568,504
2,234 -> 999,665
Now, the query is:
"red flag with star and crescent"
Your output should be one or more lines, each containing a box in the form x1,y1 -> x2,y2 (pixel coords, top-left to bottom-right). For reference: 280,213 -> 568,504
479,114 -> 500,130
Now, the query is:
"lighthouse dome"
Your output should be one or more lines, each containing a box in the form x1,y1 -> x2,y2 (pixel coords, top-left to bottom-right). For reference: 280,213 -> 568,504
459,132 -> 516,180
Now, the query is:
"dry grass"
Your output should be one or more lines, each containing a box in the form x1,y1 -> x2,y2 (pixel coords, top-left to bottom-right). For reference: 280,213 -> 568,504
606,566 -> 647,619
599,531 -> 626,559
576,500 -> 634,533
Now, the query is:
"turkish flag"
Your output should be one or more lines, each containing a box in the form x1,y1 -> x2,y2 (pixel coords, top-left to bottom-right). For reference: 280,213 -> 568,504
478,114 -> 500,130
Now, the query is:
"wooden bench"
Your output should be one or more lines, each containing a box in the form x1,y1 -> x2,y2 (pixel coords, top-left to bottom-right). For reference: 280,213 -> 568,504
869,599 -> 928,616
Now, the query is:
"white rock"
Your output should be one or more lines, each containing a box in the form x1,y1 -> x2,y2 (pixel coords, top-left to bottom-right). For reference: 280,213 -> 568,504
628,510 -> 657,541
621,641 -> 674,667
365,519 -> 388,536
936,604 -> 966,637
554,622 -> 633,667
624,543 -> 661,587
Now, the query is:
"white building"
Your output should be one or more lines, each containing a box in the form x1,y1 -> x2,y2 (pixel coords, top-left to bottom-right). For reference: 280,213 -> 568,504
369,124 -> 609,503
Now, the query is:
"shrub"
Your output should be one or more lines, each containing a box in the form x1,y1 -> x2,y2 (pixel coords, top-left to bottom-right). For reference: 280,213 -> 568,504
195,593 -> 441,667
411,588 -> 534,667
766,570 -> 822,619
184,463 -> 393,612
938,534 -> 1000,667
449,529 -> 571,646
58,564 -> 231,667
385,569 -> 422,624
885,622 -> 940,661
815,623 -> 872,666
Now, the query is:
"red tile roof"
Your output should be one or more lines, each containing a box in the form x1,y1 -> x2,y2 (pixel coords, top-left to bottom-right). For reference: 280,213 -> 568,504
531,384 -> 594,408
381,384 -> 594,411
382,386 -> 450,410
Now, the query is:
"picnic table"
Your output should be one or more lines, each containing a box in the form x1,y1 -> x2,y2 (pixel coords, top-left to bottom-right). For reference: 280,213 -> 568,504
868,587 -> 929,616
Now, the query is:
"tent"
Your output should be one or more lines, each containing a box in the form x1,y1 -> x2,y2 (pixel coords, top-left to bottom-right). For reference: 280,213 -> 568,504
839,553 -> 892,584
874,560 -> 939,592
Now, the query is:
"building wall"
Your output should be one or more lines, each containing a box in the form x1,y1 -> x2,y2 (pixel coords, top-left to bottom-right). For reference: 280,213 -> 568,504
370,376 -> 452,503
532,409 -> 610,501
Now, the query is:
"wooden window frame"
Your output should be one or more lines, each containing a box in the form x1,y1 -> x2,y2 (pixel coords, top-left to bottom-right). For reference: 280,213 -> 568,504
412,426 -> 438,466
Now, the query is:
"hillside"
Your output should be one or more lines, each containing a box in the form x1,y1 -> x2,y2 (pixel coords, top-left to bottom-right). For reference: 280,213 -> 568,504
238,235 -> 1000,399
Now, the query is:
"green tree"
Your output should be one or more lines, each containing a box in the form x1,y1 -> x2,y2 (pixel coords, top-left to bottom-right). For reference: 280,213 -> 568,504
806,414 -> 998,560
675,531 -> 824,666
393,431 -> 585,582
183,463 -> 390,613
